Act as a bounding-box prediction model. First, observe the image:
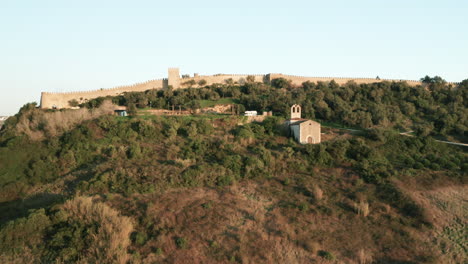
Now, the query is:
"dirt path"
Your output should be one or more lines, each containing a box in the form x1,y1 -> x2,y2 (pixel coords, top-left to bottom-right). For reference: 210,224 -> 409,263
400,131 -> 468,147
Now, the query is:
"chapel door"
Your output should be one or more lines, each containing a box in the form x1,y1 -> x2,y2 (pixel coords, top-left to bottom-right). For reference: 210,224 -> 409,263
307,137 -> 313,144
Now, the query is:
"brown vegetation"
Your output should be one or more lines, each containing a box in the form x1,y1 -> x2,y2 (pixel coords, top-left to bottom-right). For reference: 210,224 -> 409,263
353,201 -> 370,217
16,100 -> 115,140
400,185 -> 468,264
357,248 -> 373,264
61,196 -> 134,264
312,184 -> 324,201
109,183 -> 315,263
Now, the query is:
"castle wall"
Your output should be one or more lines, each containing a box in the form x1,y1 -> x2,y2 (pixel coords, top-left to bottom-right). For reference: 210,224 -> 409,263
268,74 -> 424,87
178,74 -> 267,88
178,73 -> 428,89
40,68 -> 460,109
40,79 -> 164,109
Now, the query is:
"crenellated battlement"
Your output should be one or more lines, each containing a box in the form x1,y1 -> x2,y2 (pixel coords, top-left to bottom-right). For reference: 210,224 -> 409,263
40,78 -> 166,109
41,78 -> 166,95
40,67 -> 457,109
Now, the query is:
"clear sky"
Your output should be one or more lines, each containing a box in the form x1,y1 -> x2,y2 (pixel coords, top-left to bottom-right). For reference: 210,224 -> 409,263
0,0 -> 467,115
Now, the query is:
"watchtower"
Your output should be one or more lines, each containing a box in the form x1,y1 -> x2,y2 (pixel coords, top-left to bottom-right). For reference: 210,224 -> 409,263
291,104 -> 301,119
168,68 -> 180,89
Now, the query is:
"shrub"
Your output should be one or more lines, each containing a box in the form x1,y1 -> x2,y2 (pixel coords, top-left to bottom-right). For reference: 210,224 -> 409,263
68,99 -> 79,107
198,79 -> 207,86
133,232 -> 147,246
201,201 -> 213,209
223,155 -> 243,176
302,240 -> 320,255
0,209 -> 51,258
15,100 -> 115,140
183,80 -> 196,87
318,250 -> 335,260
175,237 -> 188,249
52,196 -> 134,264
236,126 -> 254,139
217,174 -> 234,186
298,202 -> 308,212
155,247 -> 163,255
127,143 -> 142,159
366,128 -> 387,142
196,119 -> 213,135
262,117 -> 280,135
181,166 -> 203,187
271,78 -> 291,89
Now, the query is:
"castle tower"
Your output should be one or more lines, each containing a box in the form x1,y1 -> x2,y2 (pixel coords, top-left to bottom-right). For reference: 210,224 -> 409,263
168,68 -> 180,89
290,104 -> 301,119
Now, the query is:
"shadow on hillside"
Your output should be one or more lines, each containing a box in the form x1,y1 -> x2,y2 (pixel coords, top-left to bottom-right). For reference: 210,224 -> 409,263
0,192 -> 64,227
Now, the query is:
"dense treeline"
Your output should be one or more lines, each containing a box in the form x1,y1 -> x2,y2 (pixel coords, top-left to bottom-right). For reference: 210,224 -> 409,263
82,76 -> 468,139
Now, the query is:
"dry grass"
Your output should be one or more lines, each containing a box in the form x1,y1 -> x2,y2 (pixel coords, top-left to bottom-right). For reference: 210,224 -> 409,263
62,196 -> 134,264
353,201 -> 370,217
302,240 -> 321,255
0,246 -> 35,264
16,100 -> 115,140
401,185 -> 468,263
357,249 -> 373,264
109,183 -> 315,263
312,185 -> 324,201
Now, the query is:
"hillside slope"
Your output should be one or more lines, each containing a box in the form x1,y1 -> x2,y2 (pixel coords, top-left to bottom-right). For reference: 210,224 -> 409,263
0,79 -> 466,263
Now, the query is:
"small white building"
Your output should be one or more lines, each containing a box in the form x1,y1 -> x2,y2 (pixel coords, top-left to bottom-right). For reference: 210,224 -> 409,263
286,105 -> 321,144
244,111 -> 258,116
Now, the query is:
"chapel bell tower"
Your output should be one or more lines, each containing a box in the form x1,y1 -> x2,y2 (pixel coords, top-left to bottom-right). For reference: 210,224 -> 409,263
291,104 -> 301,119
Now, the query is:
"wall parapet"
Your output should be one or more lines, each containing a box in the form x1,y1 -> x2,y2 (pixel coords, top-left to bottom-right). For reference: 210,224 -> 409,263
43,78 -> 166,95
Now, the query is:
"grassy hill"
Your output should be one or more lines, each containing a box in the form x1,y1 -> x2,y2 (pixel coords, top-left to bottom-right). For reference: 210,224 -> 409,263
0,79 -> 466,263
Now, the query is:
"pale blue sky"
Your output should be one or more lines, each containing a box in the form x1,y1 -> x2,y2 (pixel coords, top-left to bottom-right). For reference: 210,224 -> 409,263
1,0 -> 467,115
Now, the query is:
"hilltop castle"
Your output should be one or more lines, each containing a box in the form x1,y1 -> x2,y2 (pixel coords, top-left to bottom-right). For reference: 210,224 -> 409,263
40,68 -> 425,109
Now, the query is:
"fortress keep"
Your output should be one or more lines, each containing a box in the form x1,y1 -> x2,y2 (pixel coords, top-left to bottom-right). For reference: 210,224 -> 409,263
40,68 -> 428,109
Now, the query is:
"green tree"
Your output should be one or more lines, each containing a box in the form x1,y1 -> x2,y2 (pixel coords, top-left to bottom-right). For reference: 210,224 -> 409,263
127,103 -> 137,115
198,79 -> 207,86
271,78 -> 291,89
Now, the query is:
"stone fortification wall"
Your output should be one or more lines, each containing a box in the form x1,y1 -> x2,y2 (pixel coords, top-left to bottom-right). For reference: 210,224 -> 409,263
178,73 -> 436,89
168,68 -> 180,88
40,67 -> 460,109
267,73 -> 425,87
41,79 -> 165,109
179,74 -> 267,87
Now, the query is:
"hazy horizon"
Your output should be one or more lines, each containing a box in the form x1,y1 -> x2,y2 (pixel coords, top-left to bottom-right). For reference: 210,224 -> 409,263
1,0 -> 467,116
